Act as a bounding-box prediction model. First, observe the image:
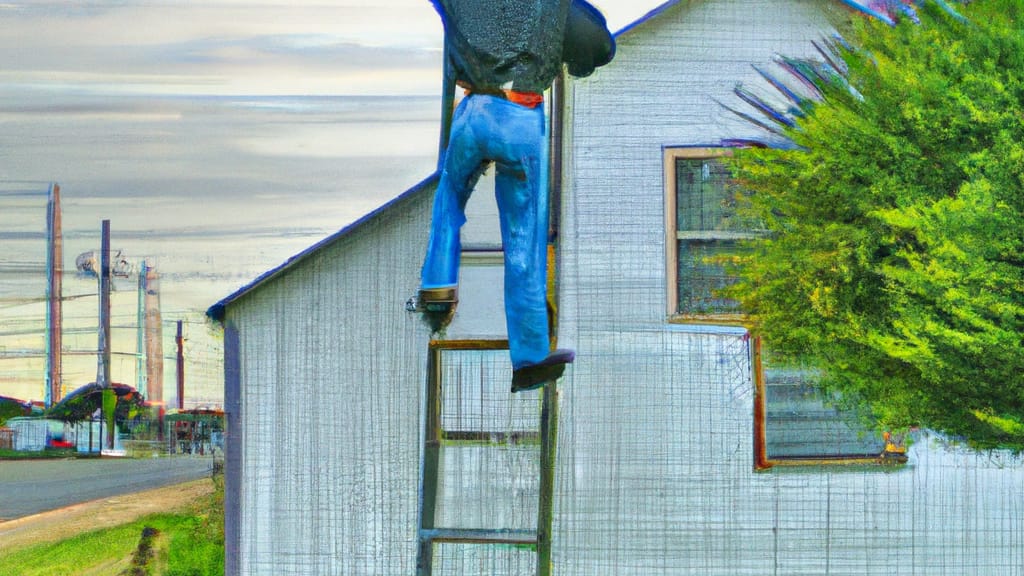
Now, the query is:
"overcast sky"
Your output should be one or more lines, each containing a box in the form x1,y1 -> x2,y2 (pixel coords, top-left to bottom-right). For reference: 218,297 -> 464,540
0,1 -> 663,97
0,0 -> 667,404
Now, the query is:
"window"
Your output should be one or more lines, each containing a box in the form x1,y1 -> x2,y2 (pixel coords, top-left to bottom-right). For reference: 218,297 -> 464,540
663,150 -> 904,467
664,148 -> 759,320
444,251 -> 508,339
418,343 -> 540,563
753,339 -> 906,469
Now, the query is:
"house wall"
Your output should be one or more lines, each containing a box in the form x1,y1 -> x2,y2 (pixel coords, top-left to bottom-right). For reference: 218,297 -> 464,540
7,418 -> 47,451
220,145 -> 529,574
222,1 -> 1024,574
556,1 -> 1024,575
224,187 -> 435,575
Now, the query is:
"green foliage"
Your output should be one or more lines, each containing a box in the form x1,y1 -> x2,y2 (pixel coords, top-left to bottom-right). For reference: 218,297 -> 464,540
725,0 -> 1024,449
0,476 -> 225,575
0,447 -> 82,460
103,388 -> 117,439
46,384 -> 145,426
165,472 -> 225,576
0,518 -> 163,576
0,397 -> 34,428
0,404 -> 24,428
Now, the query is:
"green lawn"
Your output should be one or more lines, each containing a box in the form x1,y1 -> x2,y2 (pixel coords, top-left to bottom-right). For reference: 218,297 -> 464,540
0,448 -> 86,460
0,476 -> 224,576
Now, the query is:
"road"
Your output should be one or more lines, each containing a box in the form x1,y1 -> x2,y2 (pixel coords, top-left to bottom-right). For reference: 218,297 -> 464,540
0,478 -> 215,554
0,456 -> 214,521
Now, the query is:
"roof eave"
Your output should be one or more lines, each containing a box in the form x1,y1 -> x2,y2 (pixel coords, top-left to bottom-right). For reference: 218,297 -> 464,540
615,0 -> 893,39
614,0 -> 682,38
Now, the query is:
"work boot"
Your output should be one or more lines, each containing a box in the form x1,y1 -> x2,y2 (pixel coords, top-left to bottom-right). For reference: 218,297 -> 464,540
511,349 -> 575,393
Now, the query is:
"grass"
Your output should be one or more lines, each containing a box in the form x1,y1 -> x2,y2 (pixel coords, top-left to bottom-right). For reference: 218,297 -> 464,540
0,475 -> 224,576
0,448 -> 88,460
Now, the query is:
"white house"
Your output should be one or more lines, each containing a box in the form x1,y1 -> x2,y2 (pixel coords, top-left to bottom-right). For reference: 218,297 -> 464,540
209,1 -> 1024,574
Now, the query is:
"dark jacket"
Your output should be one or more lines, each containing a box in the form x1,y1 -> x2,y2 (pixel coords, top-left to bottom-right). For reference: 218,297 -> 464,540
431,0 -> 615,93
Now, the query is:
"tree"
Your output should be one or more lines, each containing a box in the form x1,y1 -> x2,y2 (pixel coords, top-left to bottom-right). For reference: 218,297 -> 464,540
0,397 -> 32,428
725,0 -> 1024,449
46,382 -> 144,426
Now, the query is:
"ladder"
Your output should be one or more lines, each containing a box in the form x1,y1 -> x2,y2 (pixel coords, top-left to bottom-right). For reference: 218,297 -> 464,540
417,341 -> 559,576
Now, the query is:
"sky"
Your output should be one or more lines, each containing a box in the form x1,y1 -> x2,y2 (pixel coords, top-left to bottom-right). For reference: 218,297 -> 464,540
0,1 -> 659,97
0,0 -> 665,406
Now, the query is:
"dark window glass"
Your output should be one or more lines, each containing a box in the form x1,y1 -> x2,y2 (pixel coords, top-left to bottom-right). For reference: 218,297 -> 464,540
674,157 -> 755,315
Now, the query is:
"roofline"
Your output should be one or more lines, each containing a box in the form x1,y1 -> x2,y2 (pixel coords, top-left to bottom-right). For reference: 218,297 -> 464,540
614,0 -> 896,38
206,171 -> 439,322
614,0 -> 682,38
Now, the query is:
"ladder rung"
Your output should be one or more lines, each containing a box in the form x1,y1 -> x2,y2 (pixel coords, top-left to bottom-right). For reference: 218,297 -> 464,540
441,430 -> 540,444
421,528 -> 537,545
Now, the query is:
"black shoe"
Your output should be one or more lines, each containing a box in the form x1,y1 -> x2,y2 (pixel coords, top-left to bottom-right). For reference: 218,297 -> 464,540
511,349 -> 575,393
406,287 -> 458,333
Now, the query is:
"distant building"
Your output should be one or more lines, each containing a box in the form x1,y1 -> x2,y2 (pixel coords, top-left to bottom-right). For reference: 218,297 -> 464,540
4,417 -> 111,453
208,1 -> 1024,574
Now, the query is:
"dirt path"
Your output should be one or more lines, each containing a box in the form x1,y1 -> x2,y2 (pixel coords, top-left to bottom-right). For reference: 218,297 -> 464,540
0,478 -> 212,553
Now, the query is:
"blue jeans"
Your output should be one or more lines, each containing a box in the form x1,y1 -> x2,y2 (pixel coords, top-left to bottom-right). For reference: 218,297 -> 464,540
421,94 -> 550,369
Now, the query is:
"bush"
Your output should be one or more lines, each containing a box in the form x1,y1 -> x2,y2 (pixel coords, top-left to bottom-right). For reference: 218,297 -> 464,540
726,0 -> 1024,449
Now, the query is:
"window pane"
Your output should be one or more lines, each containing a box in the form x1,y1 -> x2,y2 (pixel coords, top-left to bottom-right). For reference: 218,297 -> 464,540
674,156 -> 755,315
675,158 -> 752,233
676,240 -> 746,315
446,254 -> 507,339
438,348 -> 539,437
432,543 -> 536,576
764,366 -> 886,460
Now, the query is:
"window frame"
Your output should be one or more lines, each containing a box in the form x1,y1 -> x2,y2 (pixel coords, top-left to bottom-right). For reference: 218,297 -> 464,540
751,337 -> 907,470
664,147 -> 755,324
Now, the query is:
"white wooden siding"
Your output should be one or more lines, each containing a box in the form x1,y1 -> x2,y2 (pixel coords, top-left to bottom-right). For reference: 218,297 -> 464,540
227,189 -> 434,575
224,174 -> 512,574
556,0 -> 1024,574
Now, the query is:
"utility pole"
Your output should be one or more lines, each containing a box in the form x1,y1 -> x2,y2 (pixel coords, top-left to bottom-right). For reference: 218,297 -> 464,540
136,261 -> 147,402
139,261 -> 165,440
45,183 -> 63,407
98,220 -> 114,451
98,220 -> 111,387
145,265 -> 163,405
176,320 -> 185,410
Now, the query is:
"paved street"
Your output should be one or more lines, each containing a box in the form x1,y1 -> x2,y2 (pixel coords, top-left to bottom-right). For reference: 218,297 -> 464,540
0,456 -> 214,521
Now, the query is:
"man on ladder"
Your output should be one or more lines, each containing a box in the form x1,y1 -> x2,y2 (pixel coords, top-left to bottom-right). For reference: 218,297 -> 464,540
413,0 -> 615,392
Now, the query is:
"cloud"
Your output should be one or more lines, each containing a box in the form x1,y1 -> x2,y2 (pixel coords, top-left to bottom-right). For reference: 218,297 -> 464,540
0,2 -> 442,95
158,34 -> 439,70
0,0 -> 667,97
